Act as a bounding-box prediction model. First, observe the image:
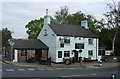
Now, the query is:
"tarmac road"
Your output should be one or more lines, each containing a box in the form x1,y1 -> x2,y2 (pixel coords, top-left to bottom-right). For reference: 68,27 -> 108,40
2,62 -> 120,79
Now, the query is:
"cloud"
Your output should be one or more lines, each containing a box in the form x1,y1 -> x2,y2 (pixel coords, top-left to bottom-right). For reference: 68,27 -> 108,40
2,2 -> 111,38
1,0 -> 116,2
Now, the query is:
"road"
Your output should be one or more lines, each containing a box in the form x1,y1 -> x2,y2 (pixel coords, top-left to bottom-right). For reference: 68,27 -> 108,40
0,54 -> 2,79
1,61 -> 120,79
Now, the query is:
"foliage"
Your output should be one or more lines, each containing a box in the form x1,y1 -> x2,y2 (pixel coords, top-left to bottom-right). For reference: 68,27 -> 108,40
25,18 -> 44,39
2,28 -> 12,47
54,6 -> 99,34
98,28 -> 117,50
98,0 -> 120,53
54,6 -> 69,24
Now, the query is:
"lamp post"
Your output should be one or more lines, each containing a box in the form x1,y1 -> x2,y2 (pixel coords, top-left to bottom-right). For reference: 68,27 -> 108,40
8,39 -> 15,61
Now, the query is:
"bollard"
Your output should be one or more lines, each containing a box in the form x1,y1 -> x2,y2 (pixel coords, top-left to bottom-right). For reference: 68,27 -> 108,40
99,59 -> 102,67
80,57 -> 82,66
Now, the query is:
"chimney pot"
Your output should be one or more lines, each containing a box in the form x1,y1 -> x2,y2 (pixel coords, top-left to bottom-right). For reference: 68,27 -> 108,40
46,9 -> 48,15
81,20 -> 88,29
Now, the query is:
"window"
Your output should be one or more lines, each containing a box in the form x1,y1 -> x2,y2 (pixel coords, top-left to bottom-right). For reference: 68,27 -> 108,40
64,51 -> 70,57
60,43 -> 64,48
64,37 -> 70,43
44,29 -> 48,36
58,51 -> 62,58
75,43 -> 84,49
21,50 -> 27,56
88,50 -> 93,56
88,38 -> 93,44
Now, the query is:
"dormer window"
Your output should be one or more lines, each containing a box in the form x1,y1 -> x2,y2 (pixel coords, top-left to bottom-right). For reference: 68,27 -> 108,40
44,29 -> 48,36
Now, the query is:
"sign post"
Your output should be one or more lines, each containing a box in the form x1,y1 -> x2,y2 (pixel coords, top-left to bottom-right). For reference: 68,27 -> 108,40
8,39 -> 15,61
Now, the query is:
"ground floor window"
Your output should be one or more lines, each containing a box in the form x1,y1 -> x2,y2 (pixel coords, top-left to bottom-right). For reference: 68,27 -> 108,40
64,51 -> 70,57
20,50 -> 27,56
58,51 -> 62,58
88,50 -> 93,56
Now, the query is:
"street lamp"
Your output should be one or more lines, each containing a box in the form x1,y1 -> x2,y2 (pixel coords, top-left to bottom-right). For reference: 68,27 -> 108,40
8,39 -> 15,61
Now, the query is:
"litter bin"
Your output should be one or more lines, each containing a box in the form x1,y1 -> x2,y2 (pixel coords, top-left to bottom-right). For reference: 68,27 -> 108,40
79,57 -> 82,66
65,59 -> 70,65
65,57 -> 70,65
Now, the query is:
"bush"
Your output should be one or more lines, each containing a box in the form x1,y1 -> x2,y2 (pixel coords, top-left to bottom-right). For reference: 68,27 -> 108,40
102,56 -> 108,62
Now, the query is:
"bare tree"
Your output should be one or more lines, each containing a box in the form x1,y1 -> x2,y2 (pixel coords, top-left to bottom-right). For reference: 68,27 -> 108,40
103,0 -> 120,55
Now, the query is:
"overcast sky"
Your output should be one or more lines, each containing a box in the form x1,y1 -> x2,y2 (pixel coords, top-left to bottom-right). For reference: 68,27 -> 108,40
1,0 -> 119,38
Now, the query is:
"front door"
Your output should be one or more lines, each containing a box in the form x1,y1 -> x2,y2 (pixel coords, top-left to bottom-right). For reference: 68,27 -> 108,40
74,51 -> 78,62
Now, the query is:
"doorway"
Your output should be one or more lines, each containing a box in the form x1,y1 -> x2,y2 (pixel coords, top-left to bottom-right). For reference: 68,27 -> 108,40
74,51 -> 79,62
35,50 -> 42,61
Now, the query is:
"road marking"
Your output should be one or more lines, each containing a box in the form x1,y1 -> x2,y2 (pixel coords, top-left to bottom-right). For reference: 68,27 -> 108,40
17,69 -> 26,71
38,69 -> 44,70
6,69 -> 14,71
56,68 -> 61,70
47,69 -> 54,70
62,74 -> 88,77
27,68 -> 35,71
91,74 -> 96,75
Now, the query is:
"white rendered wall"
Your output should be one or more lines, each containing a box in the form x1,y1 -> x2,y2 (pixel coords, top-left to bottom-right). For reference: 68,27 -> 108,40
13,49 -> 18,62
56,36 -> 101,62
37,24 -> 57,62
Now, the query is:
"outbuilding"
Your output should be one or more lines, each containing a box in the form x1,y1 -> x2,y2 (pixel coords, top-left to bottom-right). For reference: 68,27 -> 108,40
8,39 -> 48,62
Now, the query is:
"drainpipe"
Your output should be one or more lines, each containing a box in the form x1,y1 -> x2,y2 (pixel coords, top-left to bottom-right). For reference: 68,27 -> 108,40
96,38 -> 98,60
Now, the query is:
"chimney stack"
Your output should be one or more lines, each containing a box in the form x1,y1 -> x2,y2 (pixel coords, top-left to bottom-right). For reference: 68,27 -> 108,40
46,9 -> 48,15
81,20 -> 88,29
44,9 -> 50,25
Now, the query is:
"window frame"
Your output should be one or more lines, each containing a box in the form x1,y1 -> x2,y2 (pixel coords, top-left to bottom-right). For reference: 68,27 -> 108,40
60,43 -> 64,48
64,51 -> 70,57
88,38 -> 93,45
88,50 -> 93,56
58,51 -> 62,58
64,37 -> 70,44
75,43 -> 84,49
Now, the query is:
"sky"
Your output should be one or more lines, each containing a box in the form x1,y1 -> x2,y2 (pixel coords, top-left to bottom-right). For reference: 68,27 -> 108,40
0,0 -> 119,38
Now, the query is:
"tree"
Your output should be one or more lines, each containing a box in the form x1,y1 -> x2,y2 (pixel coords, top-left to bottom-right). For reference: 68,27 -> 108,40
98,0 -> 120,55
67,12 -> 99,34
2,28 -> 12,47
54,6 -> 69,24
25,18 -> 44,39
54,6 -> 99,34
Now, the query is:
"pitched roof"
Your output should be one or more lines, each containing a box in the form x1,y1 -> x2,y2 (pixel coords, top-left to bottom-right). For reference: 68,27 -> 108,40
49,24 -> 98,38
11,39 -> 48,50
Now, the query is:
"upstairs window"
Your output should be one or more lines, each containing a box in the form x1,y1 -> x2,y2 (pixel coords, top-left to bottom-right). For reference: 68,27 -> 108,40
88,38 -> 93,44
44,29 -> 48,36
75,43 -> 84,49
60,43 -> 64,48
64,37 -> 70,43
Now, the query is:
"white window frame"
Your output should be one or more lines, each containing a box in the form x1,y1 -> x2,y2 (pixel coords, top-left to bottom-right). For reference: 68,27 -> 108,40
88,38 -> 93,45
88,50 -> 93,56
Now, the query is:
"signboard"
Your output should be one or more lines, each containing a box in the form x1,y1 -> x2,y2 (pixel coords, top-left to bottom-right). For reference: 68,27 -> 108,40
105,50 -> 113,55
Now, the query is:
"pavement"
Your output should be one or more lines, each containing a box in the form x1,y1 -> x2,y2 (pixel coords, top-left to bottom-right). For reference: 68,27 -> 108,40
2,57 -> 120,69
